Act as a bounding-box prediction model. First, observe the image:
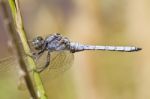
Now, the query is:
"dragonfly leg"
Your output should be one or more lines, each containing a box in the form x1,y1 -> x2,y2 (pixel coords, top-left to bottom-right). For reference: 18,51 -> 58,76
25,52 -> 41,62
36,51 -> 50,73
32,52 -> 43,61
30,41 -> 47,56
26,42 -> 47,61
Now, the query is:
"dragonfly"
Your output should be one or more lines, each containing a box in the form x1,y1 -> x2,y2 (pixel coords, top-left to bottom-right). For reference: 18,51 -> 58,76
0,33 -> 142,80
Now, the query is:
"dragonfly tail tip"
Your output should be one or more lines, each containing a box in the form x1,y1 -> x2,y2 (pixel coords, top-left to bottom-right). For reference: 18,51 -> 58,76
137,47 -> 142,51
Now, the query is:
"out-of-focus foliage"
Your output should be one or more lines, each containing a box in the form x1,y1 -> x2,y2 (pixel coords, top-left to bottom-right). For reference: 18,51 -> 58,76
0,0 -> 148,99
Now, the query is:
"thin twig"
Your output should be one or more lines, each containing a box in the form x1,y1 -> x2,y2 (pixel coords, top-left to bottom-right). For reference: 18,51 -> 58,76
1,0 -> 48,99
0,0 -> 38,99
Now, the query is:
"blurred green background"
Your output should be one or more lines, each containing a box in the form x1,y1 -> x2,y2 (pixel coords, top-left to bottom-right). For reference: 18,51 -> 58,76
0,0 -> 148,99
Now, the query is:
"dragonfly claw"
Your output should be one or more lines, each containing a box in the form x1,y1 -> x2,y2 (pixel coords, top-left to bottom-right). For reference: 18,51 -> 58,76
29,68 -> 42,73
25,52 -> 40,61
32,52 -> 39,60
33,67 -> 43,73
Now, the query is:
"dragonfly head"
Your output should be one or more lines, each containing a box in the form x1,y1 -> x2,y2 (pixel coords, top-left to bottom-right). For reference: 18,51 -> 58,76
32,36 -> 44,50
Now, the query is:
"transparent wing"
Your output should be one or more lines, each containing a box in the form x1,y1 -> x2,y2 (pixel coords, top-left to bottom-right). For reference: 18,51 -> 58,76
39,51 -> 74,81
0,56 -> 18,73
0,50 -> 74,81
0,40 -> 28,73
0,39 -> 36,73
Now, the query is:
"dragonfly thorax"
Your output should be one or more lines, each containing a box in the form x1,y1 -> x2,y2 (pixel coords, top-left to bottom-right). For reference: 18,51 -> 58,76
45,33 -> 70,52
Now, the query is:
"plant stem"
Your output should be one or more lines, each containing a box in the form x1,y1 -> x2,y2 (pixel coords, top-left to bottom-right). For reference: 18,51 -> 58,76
7,0 -> 47,99
0,1 -> 38,98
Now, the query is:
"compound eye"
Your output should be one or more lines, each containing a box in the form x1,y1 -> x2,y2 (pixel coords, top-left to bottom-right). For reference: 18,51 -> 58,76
32,36 -> 44,50
32,36 -> 42,44
37,36 -> 43,41
55,33 -> 61,35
